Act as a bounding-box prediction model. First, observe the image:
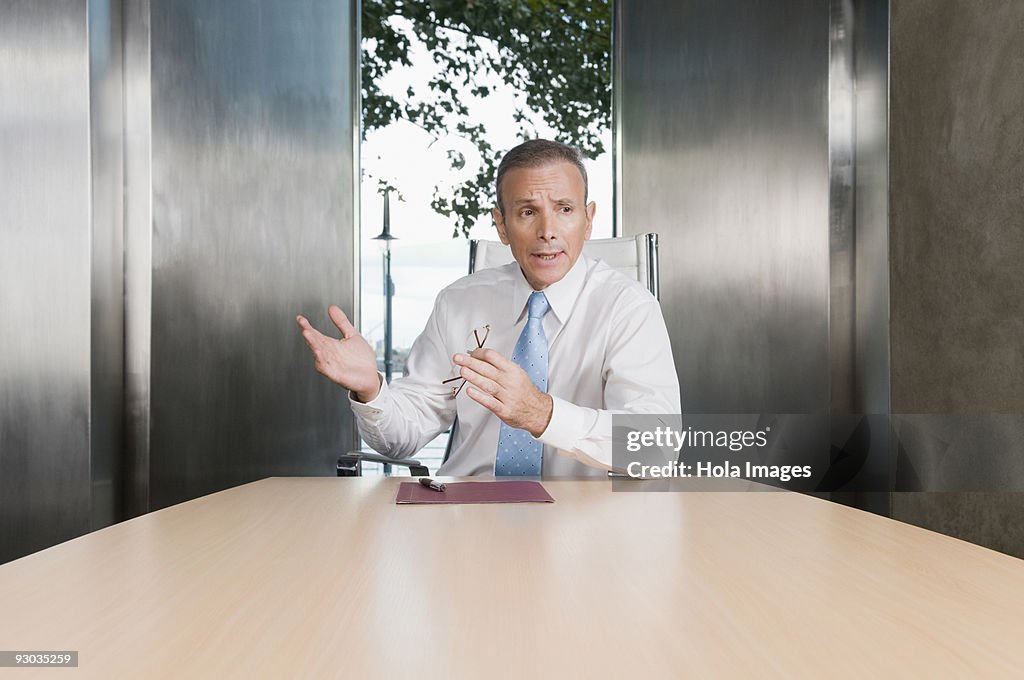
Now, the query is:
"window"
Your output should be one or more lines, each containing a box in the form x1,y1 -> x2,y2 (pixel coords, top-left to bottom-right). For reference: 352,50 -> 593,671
359,1 -> 612,475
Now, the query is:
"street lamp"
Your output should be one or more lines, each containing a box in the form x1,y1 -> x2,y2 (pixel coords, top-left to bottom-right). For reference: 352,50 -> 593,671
371,189 -> 397,384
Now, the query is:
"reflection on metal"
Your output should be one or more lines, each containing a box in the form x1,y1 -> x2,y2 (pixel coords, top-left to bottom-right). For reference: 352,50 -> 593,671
849,0 -> 892,514
90,0 -> 126,529
3,0 -> 360,557
619,0 -> 831,414
0,0 -> 93,562
829,0 -> 856,414
617,0 -> 891,513
611,0 -> 624,237
351,0 -> 363,456
123,0 -> 153,518
852,0 -> 891,418
831,0 -> 891,420
142,0 -> 358,510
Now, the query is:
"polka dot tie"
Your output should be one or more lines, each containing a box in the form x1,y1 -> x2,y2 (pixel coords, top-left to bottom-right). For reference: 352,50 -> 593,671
495,292 -> 550,476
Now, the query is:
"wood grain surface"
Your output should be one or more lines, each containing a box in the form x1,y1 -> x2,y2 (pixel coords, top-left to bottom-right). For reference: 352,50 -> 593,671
1,477 -> 1023,678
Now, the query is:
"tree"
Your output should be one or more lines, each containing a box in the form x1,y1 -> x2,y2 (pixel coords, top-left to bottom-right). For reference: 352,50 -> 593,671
361,0 -> 611,237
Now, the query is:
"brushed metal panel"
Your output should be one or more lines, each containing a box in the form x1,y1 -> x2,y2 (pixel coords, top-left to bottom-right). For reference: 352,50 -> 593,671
849,0 -> 891,514
350,0 -> 363,420
829,0 -> 856,413
89,0 -> 125,529
611,0 -> 623,236
0,0 -> 92,562
145,0 -> 357,509
852,0 -> 890,418
827,0 -> 892,514
123,0 -> 153,518
619,0 -> 831,413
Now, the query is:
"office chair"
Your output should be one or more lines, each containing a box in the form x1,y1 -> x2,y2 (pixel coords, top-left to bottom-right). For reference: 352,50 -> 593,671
337,233 -> 660,477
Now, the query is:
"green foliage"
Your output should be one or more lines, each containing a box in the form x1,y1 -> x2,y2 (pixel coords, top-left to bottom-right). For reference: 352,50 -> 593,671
362,0 -> 611,237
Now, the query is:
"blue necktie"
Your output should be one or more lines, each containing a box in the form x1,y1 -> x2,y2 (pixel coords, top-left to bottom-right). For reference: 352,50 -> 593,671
495,291 -> 550,476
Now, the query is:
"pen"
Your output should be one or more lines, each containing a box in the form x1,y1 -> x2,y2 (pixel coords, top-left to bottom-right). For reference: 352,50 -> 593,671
418,477 -> 447,492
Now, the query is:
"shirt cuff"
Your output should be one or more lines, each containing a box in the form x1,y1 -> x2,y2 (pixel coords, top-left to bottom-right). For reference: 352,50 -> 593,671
537,396 -> 617,472
348,372 -> 388,420
537,395 -> 588,452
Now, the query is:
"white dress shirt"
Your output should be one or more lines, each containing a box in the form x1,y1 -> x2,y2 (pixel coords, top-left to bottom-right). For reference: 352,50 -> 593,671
349,253 -> 681,476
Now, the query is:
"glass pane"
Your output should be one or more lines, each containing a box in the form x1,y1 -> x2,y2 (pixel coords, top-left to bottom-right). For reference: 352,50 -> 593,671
359,1 -> 612,476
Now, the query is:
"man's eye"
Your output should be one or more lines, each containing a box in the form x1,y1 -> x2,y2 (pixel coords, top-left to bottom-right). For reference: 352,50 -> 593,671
560,206 -> 573,213
520,209 -> 534,217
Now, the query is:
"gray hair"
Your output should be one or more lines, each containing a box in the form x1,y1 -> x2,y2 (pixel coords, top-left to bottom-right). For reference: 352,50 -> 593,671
495,139 -> 588,216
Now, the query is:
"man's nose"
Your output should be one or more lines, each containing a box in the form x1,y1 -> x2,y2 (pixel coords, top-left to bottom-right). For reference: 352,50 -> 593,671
535,210 -> 556,240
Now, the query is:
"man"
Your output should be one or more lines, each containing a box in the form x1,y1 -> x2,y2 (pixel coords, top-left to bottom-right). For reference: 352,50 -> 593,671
296,139 -> 680,476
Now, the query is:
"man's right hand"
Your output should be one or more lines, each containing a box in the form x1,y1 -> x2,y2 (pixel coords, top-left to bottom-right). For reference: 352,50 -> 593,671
296,305 -> 381,402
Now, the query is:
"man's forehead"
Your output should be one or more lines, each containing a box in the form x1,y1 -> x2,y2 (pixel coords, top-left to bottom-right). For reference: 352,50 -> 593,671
502,162 -> 586,199
512,193 -> 578,204
505,161 -> 583,182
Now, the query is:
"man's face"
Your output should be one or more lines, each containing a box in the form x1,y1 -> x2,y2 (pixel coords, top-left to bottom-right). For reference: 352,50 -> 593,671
493,161 -> 596,291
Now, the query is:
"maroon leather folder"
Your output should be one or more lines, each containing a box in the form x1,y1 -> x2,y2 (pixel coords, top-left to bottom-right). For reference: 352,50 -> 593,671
395,480 -> 555,504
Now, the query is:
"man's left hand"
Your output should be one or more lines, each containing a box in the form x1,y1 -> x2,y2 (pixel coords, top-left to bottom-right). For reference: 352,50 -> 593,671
453,348 -> 553,437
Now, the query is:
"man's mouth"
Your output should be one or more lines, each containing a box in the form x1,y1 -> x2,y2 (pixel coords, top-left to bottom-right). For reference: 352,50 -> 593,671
533,252 -> 561,261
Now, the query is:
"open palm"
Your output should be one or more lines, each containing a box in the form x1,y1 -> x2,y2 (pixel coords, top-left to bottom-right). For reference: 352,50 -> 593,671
296,305 -> 380,401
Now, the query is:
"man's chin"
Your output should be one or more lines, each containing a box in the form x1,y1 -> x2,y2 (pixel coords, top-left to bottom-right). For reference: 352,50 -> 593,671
524,261 -> 570,290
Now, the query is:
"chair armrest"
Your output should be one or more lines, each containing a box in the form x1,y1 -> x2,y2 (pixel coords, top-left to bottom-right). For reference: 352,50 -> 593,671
337,451 -> 431,477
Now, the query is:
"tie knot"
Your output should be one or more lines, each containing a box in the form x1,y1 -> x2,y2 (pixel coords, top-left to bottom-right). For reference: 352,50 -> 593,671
527,291 -> 550,320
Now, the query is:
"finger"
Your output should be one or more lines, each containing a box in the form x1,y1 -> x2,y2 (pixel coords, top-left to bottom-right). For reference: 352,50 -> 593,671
470,347 -> 516,370
466,385 -> 505,417
301,327 -> 333,352
459,366 -> 503,398
453,352 -> 502,381
328,305 -> 358,339
296,315 -> 314,331
301,328 -> 328,354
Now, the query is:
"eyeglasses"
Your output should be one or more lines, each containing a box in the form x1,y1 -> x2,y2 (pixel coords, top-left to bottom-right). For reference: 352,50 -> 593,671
443,324 -> 490,397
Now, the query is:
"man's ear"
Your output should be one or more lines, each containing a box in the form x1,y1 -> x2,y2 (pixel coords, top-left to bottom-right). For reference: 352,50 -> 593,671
585,201 -> 596,240
493,207 -> 510,245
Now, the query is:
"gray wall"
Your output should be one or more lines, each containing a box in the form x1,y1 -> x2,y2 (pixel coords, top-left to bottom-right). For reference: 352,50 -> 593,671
618,0 -> 890,424
90,0 -> 127,532
889,0 -> 1024,556
619,0 -> 831,415
1,0 -> 358,562
618,0 -> 891,515
0,0 -> 96,563
136,0 -> 359,511
619,0 -> 1024,556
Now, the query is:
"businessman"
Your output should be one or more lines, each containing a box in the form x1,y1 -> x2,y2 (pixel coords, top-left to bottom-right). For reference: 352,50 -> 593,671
297,139 -> 680,476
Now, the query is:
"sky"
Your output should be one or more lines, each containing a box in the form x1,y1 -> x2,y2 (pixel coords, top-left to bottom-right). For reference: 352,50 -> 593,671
358,16 -> 612,352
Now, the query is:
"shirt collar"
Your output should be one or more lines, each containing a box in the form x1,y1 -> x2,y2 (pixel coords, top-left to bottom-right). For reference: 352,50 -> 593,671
511,252 -> 589,325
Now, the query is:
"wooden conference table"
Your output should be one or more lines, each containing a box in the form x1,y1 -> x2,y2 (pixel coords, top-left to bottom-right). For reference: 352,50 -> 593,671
2,477 -> 1024,678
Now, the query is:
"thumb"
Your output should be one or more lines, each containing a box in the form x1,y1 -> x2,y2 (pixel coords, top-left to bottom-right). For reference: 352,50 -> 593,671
328,305 -> 358,339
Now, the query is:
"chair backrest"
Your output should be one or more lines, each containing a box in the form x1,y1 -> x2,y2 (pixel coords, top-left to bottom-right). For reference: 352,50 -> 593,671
468,233 -> 660,299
